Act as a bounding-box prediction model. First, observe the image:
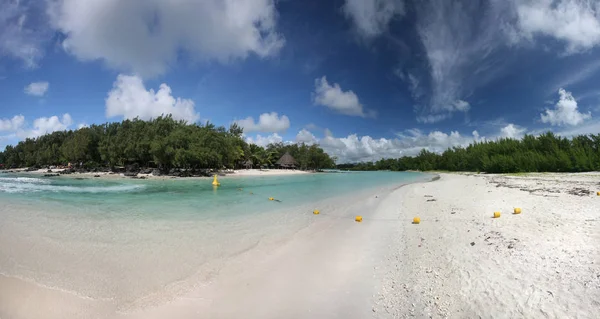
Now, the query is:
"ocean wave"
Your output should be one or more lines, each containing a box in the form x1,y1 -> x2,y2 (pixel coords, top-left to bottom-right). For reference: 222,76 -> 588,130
0,182 -> 144,194
0,177 -> 51,184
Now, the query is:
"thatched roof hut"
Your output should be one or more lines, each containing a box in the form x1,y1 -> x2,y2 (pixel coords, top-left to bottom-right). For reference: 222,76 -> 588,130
276,152 -> 297,168
243,159 -> 253,169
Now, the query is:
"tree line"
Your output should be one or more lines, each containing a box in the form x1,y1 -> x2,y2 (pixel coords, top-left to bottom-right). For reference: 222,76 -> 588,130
0,116 -> 336,170
337,132 -> 600,173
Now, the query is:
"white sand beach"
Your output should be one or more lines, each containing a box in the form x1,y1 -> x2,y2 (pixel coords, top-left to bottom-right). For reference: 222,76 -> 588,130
24,168 -> 309,179
374,173 -> 600,318
232,169 -> 309,176
1,173 -> 598,318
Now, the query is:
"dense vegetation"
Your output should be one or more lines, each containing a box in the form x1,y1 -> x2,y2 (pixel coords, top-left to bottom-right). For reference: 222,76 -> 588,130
0,116 -> 336,170
337,133 -> 600,173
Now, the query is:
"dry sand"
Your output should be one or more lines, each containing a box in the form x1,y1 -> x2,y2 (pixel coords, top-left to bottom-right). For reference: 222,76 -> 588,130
1,173 -> 599,318
375,173 -> 600,318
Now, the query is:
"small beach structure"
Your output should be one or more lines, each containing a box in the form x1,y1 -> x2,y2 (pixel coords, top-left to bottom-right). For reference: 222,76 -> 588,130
243,159 -> 253,169
275,152 -> 298,169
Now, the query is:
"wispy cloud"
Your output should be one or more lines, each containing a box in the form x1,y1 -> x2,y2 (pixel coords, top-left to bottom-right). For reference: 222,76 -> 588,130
549,59 -> 600,95
342,0 -> 405,39
412,0 -> 513,119
0,0 -> 50,68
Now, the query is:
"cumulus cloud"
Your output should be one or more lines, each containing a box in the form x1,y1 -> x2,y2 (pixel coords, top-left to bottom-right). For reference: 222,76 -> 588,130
313,76 -> 373,117
245,133 -> 283,147
0,115 -> 25,131
24,81 -> 49,96
0,113 -> 74,145
541,88 -> 591,126
0,0 -> 49,68
236,112 -> 290,133
14,113 -> 73,139
500,123 -> 527,139
342,0 -> 405,38
317,129 -> 483,163
515,0 -> 600,54
295,129 -> 318,145
106,74 -> 200,123
47,0 -> 284,77
290,127 -> 485,163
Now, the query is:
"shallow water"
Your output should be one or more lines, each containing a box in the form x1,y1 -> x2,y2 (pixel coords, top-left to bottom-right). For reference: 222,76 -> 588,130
0,171 -> 429,309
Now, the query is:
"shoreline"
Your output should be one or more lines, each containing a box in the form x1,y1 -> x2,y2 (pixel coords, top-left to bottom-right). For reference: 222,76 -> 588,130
2,168 -> 312,180
1,172 -> 598,318
0,175 -> 426,319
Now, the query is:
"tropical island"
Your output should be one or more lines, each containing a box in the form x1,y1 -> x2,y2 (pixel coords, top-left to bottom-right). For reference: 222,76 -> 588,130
4,117 -> 599,178
338,132 -> 600,173
0,116 -> 336,176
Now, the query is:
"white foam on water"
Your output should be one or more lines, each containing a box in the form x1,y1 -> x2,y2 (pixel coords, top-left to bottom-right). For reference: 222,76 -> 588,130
0,178 -> 144,194
0,177 -> 51,184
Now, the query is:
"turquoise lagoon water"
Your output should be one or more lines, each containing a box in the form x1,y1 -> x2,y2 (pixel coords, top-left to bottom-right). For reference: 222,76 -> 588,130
0,171 -> 429,220
0,171 -> 430,304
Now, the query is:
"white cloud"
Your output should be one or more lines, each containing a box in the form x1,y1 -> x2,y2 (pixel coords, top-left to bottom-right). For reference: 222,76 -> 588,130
452,99 -> 470,112
552,119 -> 600,137
515,0 -> 600,54
245,133 -> 283,147
416,114 -> 449,124
0,115 -> 25,131
360,1 -> 600,123
290,127 -> 486,163
500,123 -> 527,139
295,129 -> 318,145
106,74 -> 200,123
342,0 -> 405,38
313,76 -> 373,117
412,0 -> 513,120
550,59 -> 600,94
540,88 -> 591,126
305,123 -> 320,131
317,129 -> 483,163
77,123 -> 88,129
16,113 -> 73,139
47,0 -> 285,77
0,113 -> 74,146
0,0 -> 48,68
24,81 -> 49,96
236,112 -> 290,133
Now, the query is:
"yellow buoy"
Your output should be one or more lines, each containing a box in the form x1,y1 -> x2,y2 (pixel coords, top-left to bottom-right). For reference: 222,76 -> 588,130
355,215 -> 363,222
513,208 -> 522,214
413,217 -> 421,224
269,197 -> 274,201
212,175 -> 220,186
597,191 -> 600,196
493,211 -> 501,218
313,209 -> 320,215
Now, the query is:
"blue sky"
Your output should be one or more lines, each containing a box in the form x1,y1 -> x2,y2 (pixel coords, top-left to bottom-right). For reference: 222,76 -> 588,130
2,0 -> 600,162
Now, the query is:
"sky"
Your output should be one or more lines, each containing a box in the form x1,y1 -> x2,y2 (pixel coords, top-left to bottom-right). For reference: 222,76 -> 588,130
2,0 -> 600,163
